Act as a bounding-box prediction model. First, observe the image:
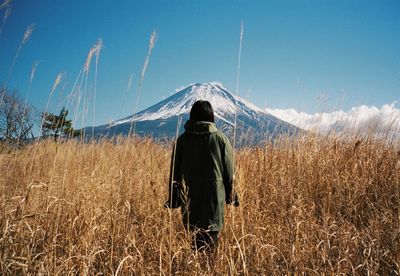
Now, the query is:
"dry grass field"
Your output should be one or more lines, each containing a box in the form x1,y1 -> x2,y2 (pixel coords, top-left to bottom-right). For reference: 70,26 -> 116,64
0,135 -> 399,275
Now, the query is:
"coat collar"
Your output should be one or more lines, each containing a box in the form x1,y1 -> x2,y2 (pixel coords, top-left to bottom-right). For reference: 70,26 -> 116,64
184,120 -> 218,135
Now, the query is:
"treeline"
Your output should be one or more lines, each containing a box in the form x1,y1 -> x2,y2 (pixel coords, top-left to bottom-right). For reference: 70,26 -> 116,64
0,87 -> 80,148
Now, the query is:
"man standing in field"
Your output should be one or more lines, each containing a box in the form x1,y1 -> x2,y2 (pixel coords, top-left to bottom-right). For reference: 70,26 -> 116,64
165,100 -> 239,252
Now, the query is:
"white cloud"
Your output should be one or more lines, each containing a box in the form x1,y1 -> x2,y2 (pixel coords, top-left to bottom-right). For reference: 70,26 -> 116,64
266,102 -> 400,138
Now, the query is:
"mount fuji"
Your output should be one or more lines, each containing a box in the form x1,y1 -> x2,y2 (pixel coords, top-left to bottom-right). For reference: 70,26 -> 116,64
87,82 -> 300,145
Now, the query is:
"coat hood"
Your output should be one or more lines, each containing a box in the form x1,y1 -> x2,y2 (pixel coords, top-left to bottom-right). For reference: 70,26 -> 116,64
184,120 -> 219,135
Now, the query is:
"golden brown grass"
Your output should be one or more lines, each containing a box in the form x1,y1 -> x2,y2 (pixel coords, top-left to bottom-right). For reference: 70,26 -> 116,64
0,135 -> 399,274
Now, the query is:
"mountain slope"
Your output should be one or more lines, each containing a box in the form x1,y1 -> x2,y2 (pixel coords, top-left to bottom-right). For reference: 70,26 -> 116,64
89,82 -> 300,145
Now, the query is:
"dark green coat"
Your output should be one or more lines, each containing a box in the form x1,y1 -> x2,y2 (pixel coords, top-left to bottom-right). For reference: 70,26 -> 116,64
168,120 -> 235,231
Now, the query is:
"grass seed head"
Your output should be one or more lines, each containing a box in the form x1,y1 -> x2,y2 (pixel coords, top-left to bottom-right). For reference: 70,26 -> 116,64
22,23 -> 34,45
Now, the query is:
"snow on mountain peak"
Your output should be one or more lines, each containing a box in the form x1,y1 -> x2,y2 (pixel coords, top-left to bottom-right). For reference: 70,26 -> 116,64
112,82 -> 266,126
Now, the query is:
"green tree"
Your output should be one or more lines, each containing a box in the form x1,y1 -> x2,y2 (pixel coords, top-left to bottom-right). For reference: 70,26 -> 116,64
41,107 -> 80,140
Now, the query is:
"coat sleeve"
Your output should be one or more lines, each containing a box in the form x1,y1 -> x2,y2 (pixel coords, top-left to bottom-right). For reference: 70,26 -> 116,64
222,136 -> 237,205
166,138 -> 183,208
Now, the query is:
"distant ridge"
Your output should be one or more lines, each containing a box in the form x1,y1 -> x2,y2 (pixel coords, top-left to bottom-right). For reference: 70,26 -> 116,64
86,82 -> 300,146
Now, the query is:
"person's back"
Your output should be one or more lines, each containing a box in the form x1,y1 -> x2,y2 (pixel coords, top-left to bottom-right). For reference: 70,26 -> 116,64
166,100 -> 238,251
177,120 -> 231,232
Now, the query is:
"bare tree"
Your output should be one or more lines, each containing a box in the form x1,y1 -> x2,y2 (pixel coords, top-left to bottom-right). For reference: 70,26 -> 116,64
0,87 -> 36,145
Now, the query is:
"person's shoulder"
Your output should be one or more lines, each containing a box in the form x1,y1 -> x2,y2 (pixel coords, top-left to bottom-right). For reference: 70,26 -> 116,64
214,130 -> 226,139
213,130 -> 231,145
176,132 -> 187,142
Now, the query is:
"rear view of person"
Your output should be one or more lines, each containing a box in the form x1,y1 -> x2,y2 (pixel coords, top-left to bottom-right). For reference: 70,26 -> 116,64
165,100 -> 239,252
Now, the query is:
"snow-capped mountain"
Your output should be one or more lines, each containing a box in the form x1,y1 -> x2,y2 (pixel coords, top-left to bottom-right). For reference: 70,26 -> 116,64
89,82 -> 299,145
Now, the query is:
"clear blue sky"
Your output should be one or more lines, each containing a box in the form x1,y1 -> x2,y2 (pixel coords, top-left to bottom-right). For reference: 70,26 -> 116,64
1,0 -> 399,127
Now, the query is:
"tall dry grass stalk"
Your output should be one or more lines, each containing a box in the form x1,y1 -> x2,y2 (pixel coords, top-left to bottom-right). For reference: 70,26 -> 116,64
60,39 -> 102,137
0,4 -> 11,36
82,39 -> 102,138
23,61 -> 40,114
128,31 -> 157,137
46,72 -> 64,109
168,115 -> 183,275
1,134 -> 398,274
231,21 -> 245,234
233,21 -> 244,150
0,0 -> 12,10
111,73 -> 134,137
37,72 -> 64,136
0,23 -> 34,105
12,61 -> 40,149
69,69 -> 85,130
127,72 -> 134,92
64,69 -> 82,114
91,39 -> 103,139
